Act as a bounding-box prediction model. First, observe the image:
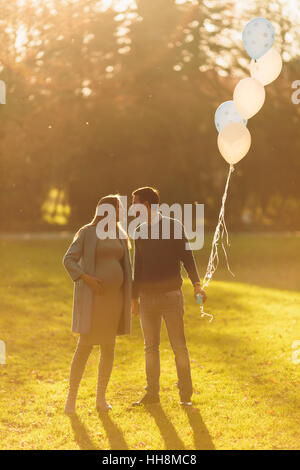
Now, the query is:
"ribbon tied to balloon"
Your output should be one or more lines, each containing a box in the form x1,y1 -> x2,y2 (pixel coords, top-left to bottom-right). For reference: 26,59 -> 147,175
200,17 -> 282,322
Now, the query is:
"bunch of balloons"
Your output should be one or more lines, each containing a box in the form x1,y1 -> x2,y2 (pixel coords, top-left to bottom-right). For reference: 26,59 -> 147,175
215,17 -> 282,165
199,18 -> 283,317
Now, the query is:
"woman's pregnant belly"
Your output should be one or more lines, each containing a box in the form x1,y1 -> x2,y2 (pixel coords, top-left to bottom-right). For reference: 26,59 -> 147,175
94,258 -> 124,291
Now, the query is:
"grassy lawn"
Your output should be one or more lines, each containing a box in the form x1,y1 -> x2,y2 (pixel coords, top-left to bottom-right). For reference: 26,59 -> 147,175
0,233 -> 299,450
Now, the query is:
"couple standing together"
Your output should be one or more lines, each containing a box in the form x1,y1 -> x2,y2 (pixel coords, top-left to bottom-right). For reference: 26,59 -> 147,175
63,187 -> 206,414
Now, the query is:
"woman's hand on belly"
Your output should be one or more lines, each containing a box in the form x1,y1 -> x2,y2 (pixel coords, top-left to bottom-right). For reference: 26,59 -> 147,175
81,273 -> 103,295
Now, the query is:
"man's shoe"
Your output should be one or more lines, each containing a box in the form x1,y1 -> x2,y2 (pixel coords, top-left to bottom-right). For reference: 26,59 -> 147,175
132,394 -> 160,406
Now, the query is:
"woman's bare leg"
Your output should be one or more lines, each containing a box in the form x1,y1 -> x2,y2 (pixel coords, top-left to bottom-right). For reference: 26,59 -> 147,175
96,341 -> 115,411
65,341 -> 92,414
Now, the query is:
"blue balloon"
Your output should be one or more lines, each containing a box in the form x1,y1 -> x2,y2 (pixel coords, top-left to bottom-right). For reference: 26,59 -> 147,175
242,17 -> 275,60
214,101 -> 247,133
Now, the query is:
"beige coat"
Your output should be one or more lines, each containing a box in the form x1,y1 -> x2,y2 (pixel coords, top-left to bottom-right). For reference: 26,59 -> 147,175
63,224 -> 132,335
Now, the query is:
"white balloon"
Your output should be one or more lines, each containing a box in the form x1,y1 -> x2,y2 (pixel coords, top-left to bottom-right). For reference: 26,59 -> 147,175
217,122 -> 251,165
250,48 -> 282,86
233,77 -> 265,119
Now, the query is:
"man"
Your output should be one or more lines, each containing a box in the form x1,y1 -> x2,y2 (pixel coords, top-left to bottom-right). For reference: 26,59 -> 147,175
131,186 -> 206,406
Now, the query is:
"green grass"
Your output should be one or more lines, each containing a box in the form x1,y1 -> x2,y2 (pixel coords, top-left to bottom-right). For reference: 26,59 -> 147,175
0,233 -> 299,450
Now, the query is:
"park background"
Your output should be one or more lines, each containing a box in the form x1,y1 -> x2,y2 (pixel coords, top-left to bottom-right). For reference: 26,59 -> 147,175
0,0 -> 299,450
0,0 -> 300,232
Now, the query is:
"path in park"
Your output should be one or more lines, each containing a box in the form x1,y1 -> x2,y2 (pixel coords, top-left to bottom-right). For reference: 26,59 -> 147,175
1,231 -> 299,240
0,232 -> 73,240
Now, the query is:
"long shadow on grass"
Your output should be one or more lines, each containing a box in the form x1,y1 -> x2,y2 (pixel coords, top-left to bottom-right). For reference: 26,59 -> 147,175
70,414 -> 100,450
98,412 -> 129,450
144,404 -> 186,450
186,285 -> 300,422
183,407 -> 215,450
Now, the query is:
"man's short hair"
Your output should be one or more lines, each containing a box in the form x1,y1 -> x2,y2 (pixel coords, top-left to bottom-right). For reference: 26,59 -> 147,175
132,186 -> 160,205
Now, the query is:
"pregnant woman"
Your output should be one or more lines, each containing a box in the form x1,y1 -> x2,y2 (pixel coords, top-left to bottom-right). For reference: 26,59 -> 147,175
63,194 -> 132,413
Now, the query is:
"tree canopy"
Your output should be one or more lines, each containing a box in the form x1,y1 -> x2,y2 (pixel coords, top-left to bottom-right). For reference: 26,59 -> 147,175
0,0 -> 299,231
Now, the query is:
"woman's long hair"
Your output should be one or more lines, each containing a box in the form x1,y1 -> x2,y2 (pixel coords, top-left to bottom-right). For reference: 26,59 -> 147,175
74,194 -> 130,247
90,194 -> 121,227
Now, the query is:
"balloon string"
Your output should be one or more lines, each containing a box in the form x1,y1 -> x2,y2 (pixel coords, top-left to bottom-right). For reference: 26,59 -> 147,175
200,164 -> 235,322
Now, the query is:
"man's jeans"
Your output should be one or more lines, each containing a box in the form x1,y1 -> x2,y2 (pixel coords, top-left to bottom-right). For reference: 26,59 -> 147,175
140,289 -> 193,398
